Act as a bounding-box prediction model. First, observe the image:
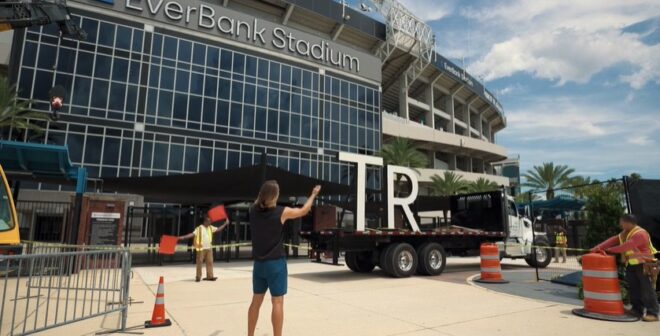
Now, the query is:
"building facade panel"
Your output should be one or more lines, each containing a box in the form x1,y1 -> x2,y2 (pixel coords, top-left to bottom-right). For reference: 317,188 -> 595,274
11,8 -> 382,190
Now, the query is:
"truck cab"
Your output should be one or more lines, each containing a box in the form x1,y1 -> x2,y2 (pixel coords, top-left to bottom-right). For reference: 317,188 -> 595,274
498,196 -> 550,267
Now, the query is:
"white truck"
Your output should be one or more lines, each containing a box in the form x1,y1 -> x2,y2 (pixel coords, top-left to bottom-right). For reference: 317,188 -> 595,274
300,153 -> 552,277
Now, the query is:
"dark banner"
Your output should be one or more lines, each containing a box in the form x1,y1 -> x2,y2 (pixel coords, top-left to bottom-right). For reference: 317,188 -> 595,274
628,178 -> 660,248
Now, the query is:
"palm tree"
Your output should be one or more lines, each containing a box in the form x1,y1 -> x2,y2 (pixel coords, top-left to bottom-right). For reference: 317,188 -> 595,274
568,176 -> 592,199
467,177 -> 500,193
379,137 -> 428,195
379,137 -> 428,170
523,162 -> 575,200
514,192 -> 540,205
0,75 -> 47,138
430,171 -> 468,196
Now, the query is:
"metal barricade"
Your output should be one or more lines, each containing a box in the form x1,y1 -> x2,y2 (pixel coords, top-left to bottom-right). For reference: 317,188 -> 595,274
0,247 -> 132,336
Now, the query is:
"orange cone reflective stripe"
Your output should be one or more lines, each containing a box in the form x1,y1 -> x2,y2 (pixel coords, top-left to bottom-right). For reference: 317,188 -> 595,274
145,276 -> 172,328
572,253 -> 638,322
475,243 -> 508,284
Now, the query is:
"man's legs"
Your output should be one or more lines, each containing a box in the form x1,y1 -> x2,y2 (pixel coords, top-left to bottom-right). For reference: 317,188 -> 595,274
195,250 -> 203,281
205,249 -> 215,279
271,296 -> 284,336
248,294 -> 265,336
561,247 -> 567,263
554,247 -> 559,263
626,265 -> 644,315
638,266 -> 659,317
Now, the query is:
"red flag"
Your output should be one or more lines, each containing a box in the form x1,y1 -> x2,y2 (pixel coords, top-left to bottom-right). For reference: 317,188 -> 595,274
158,235 -> 178,255
208,205 -> 228,223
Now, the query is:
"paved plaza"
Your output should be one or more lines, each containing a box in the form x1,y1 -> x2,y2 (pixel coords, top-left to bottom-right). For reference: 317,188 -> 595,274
34,257 -> 658,336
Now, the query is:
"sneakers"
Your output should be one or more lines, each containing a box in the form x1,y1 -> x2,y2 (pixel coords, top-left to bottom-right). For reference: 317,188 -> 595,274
642,314 -> 659,322
625,309 -> 642,318
195,277 -> 201,282
203,277 -> 218,281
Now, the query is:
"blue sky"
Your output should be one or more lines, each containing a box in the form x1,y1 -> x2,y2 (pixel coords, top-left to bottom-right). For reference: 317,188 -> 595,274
345,0 -> 660,180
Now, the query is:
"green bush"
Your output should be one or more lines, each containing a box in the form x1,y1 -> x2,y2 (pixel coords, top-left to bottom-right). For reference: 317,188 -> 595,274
584,182 -> 625,247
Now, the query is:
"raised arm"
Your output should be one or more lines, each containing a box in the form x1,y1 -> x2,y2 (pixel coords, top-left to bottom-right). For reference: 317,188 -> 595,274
281,185 -> 321,224
213,220 -> 230,233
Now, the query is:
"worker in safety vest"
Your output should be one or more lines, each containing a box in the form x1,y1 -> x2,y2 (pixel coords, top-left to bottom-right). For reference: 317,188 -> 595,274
554,228 -> 568,263
592,214 -> 659,322
178,215 -> 229,282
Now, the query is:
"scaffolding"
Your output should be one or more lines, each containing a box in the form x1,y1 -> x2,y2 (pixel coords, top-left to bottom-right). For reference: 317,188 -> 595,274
368,0 -> 436,87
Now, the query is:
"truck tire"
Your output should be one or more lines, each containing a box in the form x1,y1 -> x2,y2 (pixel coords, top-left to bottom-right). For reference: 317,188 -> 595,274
345,252 -> 359,272
525,241 -> 552,268
379,244 -> 396,275
416,243 -> 447,276
345,251 -> 375,273
383,243 -> 418,278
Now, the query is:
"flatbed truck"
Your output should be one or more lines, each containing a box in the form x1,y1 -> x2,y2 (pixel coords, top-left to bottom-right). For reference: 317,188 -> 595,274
300,152 -> 552,278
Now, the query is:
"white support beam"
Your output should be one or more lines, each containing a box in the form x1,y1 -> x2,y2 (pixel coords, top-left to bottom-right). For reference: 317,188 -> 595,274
282,4 -> 295,25
331,23 -> 345,41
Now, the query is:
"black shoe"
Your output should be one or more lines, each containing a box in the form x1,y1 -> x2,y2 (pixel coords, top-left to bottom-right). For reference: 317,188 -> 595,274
203,277 -> 218,281
195,277 -> 201,282
625,309 -> 642,318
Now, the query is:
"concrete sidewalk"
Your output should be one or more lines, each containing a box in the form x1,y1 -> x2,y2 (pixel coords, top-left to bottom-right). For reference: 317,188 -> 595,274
35,258 -> 658,336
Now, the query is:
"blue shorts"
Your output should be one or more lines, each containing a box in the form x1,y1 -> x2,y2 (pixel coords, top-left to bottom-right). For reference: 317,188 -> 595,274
252,257 -> 287,296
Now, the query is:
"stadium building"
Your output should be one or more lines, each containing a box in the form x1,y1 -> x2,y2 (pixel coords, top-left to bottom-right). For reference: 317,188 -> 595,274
3,0 -> 508,196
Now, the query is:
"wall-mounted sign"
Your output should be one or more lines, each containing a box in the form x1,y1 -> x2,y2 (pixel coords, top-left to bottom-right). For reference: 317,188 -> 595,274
89,212 -> 120,245
78,0 -> 382,81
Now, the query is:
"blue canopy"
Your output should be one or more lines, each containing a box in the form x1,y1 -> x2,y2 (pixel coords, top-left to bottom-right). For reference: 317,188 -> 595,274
531,195 -> 585,211
0,141 -> 87,193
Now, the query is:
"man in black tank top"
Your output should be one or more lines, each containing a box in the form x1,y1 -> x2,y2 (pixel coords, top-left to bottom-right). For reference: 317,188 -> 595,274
247,181 -> 320,336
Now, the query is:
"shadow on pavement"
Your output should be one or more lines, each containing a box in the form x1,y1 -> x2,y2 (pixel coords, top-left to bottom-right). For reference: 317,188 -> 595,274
473,270 -> 583,307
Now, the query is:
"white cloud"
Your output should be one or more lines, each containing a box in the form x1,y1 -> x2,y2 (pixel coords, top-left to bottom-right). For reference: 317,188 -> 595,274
629,135 -> 653,146
399,0 -> 454,22
460,0 -> 660,89
500,95 -> 660,178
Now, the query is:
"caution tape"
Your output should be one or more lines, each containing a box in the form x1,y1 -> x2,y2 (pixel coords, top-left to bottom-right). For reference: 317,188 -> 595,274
503,242 -> 592,253
21,240 -> 254,253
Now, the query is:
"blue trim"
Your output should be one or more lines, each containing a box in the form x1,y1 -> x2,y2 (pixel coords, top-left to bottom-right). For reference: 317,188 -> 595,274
0,140 -> 87,191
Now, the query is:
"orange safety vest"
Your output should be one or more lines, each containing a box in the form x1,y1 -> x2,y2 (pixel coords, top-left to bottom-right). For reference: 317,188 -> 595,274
618,226 -> 657,266
193,225 -> 214,252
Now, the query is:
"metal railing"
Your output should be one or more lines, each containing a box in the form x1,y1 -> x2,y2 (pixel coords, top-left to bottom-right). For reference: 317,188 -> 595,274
0,245 -> 131,336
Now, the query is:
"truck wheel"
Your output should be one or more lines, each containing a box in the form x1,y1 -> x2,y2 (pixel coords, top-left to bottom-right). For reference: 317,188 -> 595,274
346,251 -> 375,273
384,243 -> 418,278
525,241 -> 552,268
379,244 -> 395,275
416,243 -> 447,276
345,252 -> 359,272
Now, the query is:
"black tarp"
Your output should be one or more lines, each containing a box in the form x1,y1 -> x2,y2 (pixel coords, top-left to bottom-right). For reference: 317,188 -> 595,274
628,178 -> 660,248
102,164 -> 354,204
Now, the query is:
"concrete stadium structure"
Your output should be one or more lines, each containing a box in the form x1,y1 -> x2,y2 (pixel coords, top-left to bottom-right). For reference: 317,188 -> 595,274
2,0 -> 509,194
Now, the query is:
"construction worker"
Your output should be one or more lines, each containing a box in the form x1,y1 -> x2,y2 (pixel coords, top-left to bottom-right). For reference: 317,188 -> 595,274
592,214 -> 658,322
178,215 -> 229,282
554,228 -> 568,263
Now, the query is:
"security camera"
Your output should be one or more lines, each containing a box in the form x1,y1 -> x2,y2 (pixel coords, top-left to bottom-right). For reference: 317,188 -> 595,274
360,3 -> 372,12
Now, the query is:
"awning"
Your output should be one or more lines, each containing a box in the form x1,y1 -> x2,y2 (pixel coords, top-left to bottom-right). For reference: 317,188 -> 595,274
0,140 -> 87,192
102,164 -> 356,204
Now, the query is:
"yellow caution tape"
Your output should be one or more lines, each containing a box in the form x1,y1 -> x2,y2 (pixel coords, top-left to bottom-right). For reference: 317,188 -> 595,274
21,240 -> 254,253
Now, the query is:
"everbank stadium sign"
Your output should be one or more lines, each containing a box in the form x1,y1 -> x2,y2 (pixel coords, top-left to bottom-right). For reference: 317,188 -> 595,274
83,0 -> 378,78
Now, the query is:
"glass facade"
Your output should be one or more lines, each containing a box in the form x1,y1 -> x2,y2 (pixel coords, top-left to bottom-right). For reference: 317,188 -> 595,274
13,11 -> 382,189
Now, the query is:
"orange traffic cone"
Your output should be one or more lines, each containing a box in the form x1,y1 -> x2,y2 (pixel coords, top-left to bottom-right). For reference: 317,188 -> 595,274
145,276 -> 172,328
572,253 -> 638,322
474,243 -> 508,284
